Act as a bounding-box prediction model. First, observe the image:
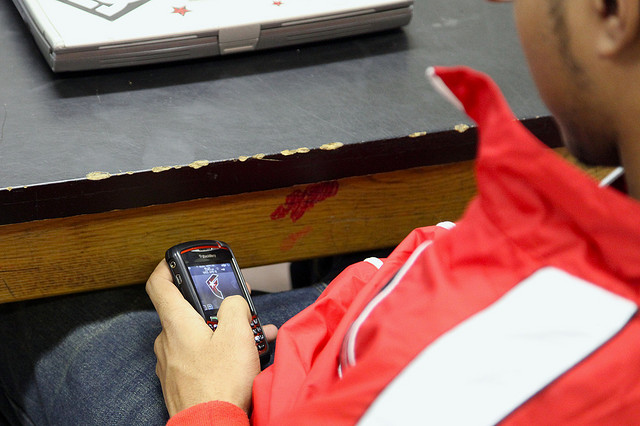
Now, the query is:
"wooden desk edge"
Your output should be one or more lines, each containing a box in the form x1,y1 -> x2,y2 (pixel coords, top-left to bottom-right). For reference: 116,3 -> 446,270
0,149 -> 612,303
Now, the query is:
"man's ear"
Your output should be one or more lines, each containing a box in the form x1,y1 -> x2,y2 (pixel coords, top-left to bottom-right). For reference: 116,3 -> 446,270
594,0 -> 640,57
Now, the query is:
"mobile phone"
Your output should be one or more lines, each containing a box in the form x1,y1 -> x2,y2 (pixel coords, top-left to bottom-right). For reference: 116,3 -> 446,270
165,240 -> 269,363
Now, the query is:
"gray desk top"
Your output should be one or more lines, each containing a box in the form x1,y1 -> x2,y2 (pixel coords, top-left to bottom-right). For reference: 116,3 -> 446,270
0,1 -> 555,224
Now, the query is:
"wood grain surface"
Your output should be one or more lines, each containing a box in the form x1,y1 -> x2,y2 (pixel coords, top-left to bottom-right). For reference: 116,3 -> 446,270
0,149 -> 613,303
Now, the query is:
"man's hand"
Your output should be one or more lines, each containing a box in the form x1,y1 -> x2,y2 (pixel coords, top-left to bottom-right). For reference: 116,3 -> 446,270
146,261 -> 275,416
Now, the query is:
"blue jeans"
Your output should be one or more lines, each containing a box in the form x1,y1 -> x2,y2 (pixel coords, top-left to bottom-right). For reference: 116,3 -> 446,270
0,283 -> 324,425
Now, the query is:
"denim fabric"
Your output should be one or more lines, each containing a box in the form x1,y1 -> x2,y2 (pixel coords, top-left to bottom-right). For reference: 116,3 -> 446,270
252,283 -> 326,329
0,284 -> 323,426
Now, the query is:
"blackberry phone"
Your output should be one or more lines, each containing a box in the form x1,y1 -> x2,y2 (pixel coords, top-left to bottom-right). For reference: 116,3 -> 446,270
165,240 -> 269,362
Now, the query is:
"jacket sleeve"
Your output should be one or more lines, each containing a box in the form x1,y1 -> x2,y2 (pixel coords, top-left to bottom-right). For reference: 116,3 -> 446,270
166,401 -> 249,426
252,224 -> 455,424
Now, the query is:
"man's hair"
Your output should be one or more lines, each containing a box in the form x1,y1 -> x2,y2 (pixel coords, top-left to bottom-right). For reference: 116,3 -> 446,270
549,0 -> 587,85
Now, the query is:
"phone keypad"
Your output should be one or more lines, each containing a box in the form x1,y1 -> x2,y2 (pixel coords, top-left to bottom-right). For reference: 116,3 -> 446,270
251,315 -> 267,354
207,317 -> 218,331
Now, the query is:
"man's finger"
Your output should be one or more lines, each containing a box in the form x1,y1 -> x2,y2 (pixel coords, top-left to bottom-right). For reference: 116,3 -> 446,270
217,296 -> 278,343
216,295 -> 252,327
146,260 -> 198,324
263,324 -> 278,342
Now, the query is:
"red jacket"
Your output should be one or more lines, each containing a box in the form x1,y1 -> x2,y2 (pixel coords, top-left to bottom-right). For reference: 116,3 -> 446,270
169,67 -> 640,425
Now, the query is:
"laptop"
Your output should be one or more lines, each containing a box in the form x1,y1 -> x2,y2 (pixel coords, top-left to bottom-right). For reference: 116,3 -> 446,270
11,0 -> 413,72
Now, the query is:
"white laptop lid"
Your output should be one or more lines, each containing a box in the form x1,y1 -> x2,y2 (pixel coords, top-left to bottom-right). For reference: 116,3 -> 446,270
12,0 -> 413,71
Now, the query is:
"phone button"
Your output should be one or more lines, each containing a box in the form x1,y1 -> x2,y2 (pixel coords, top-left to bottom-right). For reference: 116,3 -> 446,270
206,320 -> 218,331
175,274 -> 183,286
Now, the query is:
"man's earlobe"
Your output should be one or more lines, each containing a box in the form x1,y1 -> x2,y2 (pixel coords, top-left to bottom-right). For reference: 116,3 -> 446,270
595,0 -> 640,57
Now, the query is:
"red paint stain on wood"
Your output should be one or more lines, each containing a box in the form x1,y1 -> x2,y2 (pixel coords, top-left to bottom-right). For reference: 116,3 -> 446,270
271,181 -> 339,223
280,225 -> 313,252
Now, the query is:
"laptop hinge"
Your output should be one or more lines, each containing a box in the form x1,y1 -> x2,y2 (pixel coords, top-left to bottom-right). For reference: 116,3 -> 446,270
219,24 -> 260,54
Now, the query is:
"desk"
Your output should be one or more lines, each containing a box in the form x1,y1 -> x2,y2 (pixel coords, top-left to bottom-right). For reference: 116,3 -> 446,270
0,1 -> 604,302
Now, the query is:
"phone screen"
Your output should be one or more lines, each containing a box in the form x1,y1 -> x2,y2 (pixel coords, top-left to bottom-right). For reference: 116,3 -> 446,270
187,262 -> 243,322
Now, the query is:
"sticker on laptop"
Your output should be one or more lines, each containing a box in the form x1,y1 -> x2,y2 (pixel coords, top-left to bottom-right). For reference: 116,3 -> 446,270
56,0 -> 152,21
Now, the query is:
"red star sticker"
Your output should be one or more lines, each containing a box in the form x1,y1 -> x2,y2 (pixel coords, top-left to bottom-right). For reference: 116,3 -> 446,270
273,1 -> 283,5
172,6 -> 190,15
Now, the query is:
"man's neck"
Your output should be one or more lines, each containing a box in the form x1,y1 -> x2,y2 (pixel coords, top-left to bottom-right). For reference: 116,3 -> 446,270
618,140 -> 640,200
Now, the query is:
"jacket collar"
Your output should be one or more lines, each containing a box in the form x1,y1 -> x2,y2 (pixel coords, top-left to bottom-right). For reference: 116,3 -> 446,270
428,66 -> 640,289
